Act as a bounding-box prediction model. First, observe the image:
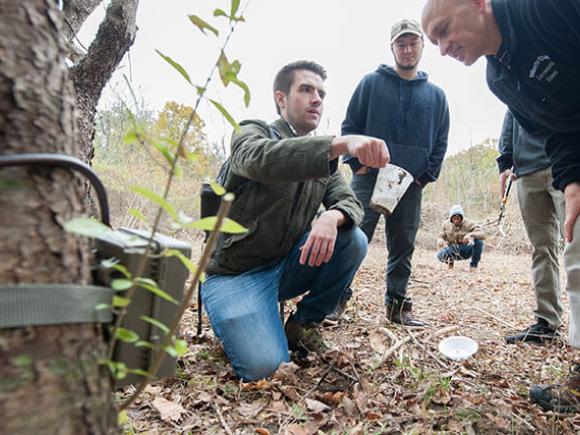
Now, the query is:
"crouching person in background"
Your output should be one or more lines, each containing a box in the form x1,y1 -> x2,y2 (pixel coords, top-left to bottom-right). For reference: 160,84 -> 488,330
201,60 -> 389,381
436,204 -> 485,270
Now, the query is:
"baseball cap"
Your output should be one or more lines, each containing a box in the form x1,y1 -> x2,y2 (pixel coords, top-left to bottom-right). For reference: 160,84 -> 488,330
390,19 -> 423,45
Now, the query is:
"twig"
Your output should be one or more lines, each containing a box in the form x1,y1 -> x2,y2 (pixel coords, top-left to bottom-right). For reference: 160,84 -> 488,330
213,403 -> 234,435
315,360 -> 336,388
471,306 -> 517,329
331,365 -> 358,384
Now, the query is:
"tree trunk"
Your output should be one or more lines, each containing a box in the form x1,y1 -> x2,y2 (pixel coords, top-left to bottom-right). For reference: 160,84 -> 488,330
0,1 -> 117,433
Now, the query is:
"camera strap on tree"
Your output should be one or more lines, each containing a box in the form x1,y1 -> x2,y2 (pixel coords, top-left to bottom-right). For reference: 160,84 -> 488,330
0,284 -> 113,328
0,153 -> 114,329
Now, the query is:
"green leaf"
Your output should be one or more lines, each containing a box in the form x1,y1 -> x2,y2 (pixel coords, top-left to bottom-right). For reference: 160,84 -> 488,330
185,217 -> 248,234
123,130 -> 139,144
112,264 -> 132,279
165,249 -> 197,275
140,315 -> 170,334
155,49 -> 192,85
118,410 -> 129,426
116,327 -> 139,343
209,99 -> 238,130
135,277 -> 157,286
114,362 -> 128,380
130,186 -> 178,221
213,8 -> 228,18
135,340 -> 155,349
64,217 -> 113,240
196,85 -> 206,95
127,208 -> 146,223
164,345 -> 178,358
174,339 -> 188,357
209,181 -> 226,196
111,278 -> 133,291
153,142 -> 175,166
12,355 -> 32,367
232,77 -> 251,107
136,280 -> 178,305
230,0 -> 240,19
188,14 -> 219,36
95,303 -> 110,311
112,296 -> 131,308
127,368 -> 154,378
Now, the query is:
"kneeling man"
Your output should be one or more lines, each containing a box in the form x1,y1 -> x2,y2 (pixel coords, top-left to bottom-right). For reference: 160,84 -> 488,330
202,60 -> 389,381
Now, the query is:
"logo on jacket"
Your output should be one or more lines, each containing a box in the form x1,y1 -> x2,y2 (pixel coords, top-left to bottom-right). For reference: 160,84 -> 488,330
529,55 -> 558,83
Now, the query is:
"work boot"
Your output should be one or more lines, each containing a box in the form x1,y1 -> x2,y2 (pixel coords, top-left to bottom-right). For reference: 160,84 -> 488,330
529,364 -> 580,413
505,318 -> 559,344
385,299 -> 426,327
323,299 -> 348,325
285,316 -> 328,354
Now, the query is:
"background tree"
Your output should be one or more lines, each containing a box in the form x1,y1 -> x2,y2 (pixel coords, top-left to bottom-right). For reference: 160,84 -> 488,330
0,1 -> 139,433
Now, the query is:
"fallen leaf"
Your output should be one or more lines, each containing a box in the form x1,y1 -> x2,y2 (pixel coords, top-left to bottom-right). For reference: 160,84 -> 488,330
369,330 -> 388,354
255,429 -> 270,435
305,398 -> 330,413
241,379 -> 269,391
151,397 -> 185,422
237,401 -> 265,419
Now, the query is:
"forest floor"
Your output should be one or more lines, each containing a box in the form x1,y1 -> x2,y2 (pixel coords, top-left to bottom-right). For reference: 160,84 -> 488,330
119,244 -> 580,434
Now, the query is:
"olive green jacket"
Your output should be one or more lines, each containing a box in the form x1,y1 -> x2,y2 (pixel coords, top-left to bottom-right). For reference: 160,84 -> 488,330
206,118 -> 364,275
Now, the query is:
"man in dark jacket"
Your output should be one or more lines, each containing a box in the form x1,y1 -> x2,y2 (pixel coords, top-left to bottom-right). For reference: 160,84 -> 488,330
202,60 -> 389,381
333,19 -> 449,327
498,110 -> 565,345
423,0 -> 580,413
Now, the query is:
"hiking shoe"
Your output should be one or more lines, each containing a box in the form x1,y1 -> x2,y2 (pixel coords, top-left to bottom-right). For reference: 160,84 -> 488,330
285,317 -> 328,354
470,265 -> 478,272
529,365 -> 580,413
323,299 -> 348,325
505,319 -> 558,344
385,300 -> 426,327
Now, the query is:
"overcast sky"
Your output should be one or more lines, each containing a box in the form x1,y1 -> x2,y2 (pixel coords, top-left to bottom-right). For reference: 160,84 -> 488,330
81,0 -> 507,155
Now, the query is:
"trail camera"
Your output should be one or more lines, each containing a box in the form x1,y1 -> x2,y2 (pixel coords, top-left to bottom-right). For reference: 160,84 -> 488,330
94,227 -> 191,387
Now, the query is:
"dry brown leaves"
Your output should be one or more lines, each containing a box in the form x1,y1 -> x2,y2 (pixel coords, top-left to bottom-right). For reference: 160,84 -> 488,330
118,246 -> 580,434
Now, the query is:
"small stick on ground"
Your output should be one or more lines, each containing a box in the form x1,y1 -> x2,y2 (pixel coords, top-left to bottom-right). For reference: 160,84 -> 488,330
213,403 -> 233,435
472,306 -> 517,329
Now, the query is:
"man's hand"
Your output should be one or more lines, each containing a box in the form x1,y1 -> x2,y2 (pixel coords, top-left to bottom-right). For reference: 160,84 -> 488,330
462,235 -> 474,245
330,135 -> 389,168
499,168 -> 515,199
437,238 -> 446,248
564,182 -> 580,242
299,210 -> 344,267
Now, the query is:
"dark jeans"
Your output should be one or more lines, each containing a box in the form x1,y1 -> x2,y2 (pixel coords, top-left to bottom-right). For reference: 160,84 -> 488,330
342,172 -> 423,305
436,239 -> 484,267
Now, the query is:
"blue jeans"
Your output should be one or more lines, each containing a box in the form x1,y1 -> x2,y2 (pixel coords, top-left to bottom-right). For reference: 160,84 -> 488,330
436,239 -> 484,267
348,173 -> 423,304
201,226 -> 367,381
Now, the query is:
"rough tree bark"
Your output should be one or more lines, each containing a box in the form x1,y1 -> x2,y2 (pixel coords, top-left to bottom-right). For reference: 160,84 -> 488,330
0,1 -> 130,433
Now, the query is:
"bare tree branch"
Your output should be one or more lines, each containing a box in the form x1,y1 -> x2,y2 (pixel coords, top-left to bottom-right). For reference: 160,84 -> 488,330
70,0 -> 139,162
62,0 -> 104,61
71,0 -> 139,104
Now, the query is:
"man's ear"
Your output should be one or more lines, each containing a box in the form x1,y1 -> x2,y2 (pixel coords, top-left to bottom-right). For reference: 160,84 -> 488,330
275,90 -> 287,112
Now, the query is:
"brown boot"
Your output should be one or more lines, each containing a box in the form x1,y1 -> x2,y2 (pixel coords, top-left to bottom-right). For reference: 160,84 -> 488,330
385,299 -> 426,327
529,364 -> 580,413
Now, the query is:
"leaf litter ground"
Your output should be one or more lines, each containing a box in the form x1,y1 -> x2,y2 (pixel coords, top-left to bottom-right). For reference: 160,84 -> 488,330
119,245 -> 580,434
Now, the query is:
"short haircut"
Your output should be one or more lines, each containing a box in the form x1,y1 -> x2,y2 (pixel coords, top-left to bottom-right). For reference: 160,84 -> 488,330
273,60 -> 327,114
